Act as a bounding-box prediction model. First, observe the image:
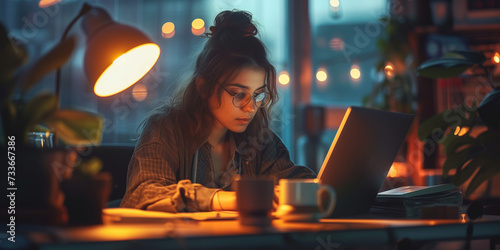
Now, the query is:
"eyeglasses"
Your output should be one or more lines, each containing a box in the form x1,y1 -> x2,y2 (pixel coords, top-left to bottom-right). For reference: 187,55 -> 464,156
219,84 -> 271,108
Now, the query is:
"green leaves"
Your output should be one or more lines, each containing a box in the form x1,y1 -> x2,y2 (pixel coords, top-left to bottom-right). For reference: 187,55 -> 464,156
18,35 -> 76,92
417,101 -> 500,198
417,50 -> 486,79
19,92 -> 58,137
417,103 -> 477,141
1,23 -> 104,147
43,110 -> 103,146
7,92 -> 103,146
465,153 -> 500,198
416,49 -> 499,198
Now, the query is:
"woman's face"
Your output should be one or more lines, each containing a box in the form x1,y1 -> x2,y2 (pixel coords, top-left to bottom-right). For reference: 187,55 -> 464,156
209,66 -> 266,133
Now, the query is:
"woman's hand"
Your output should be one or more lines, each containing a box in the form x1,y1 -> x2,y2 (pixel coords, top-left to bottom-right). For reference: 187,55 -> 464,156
211,191 -> 237,211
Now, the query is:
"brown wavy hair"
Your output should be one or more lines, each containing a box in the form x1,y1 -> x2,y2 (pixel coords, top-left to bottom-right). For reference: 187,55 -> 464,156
144,10 -> 278,153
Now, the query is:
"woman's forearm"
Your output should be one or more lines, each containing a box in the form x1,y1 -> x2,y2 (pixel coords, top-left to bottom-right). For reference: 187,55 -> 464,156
211,191 -> 237,211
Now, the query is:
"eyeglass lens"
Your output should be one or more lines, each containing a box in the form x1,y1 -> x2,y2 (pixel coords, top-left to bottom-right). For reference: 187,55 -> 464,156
233,92 -> 269,108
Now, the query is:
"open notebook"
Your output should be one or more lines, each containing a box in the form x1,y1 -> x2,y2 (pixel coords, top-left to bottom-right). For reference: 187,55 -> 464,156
103,208 -> 239,223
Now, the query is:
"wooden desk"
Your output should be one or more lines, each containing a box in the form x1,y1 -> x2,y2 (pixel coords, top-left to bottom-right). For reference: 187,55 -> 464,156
7,215 -> 500,249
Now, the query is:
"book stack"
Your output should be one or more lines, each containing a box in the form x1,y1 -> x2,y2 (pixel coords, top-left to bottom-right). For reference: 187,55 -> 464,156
371,183 -> 463,218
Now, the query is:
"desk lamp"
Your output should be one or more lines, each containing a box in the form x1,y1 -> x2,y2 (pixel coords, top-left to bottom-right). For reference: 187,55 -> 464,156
56,3 -> 160,101
50,3 -> 160,145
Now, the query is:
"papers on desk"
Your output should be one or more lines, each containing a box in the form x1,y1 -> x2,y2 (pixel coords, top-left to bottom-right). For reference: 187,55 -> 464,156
103,208 -> 239,224
371,184 -> 463,218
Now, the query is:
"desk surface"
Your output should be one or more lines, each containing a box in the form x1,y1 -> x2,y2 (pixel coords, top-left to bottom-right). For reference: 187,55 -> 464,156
8,213 -> 500,250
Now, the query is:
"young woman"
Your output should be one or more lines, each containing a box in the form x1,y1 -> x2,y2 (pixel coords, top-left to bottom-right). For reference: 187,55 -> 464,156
121,10 -> 315,212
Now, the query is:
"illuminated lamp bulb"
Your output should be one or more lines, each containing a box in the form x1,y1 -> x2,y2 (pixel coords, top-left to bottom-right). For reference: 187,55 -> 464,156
39,0 -> 62,8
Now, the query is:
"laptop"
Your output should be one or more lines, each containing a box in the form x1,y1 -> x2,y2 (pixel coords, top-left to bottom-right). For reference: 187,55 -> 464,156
317,106 -> 414,218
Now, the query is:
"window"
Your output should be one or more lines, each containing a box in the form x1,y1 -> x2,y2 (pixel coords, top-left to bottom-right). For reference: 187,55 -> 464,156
0,0 -> 289,146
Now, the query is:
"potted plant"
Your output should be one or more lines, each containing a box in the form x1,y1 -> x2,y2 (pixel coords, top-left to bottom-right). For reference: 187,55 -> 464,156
417,50 -> 500,199
363,16 -> 417,114
1,23 -> 104,225
0,23 -> 103,147
61,157 -> 112,226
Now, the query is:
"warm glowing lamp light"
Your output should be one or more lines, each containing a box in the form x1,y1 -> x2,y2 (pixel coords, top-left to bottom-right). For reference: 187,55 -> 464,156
39,0 -> 62,8
493,52 -> 500,64
93,44 -> 160,96
81,7 -> 160,97
55,3 -> 160,102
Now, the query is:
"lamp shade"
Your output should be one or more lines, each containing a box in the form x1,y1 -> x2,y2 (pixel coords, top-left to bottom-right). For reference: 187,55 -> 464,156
81,7 -> 160,97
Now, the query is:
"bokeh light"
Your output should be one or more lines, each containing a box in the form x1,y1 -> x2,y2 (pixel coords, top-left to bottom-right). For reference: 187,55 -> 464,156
162,30 -> 175,39
453,126 -> 469,136
278,71 -> 290,85
192,26 -> 206,36
350,65 -> 361,81
316,68 -> 328,82
329,37 -> 344,51
330,0 -> 340,8
161,22 -> 175,39
492,52 -> 500,64
132,83 -> 148,102
384,62 -> 395,79
192,18 -> 205,30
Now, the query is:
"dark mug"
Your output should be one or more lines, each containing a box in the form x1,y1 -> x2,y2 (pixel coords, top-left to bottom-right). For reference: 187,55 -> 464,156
236,177 -> 274,226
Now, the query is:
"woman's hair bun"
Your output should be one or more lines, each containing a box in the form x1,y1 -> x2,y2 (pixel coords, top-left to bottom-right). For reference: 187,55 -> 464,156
207,10 -> 257,37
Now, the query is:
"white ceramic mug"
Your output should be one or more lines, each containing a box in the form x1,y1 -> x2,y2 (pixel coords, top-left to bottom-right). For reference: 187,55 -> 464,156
277,179 -> 336,222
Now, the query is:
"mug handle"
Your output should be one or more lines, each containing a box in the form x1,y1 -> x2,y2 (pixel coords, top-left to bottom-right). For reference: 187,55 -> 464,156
317,185 -> 336,218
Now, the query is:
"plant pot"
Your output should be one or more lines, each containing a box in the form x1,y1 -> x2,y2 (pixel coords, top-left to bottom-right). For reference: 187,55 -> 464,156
1,147 -> 73,226
61,172 -> 112,226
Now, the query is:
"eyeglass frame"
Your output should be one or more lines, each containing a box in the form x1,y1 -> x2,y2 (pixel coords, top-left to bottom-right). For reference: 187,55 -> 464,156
218,83 -> 271,108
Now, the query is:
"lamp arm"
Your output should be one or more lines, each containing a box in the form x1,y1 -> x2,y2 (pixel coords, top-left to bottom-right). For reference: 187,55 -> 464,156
53,3 -> 92,147
55,3 -> 93,107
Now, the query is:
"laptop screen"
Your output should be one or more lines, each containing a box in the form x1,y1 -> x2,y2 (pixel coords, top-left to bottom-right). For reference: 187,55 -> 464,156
317,106 -> 414,218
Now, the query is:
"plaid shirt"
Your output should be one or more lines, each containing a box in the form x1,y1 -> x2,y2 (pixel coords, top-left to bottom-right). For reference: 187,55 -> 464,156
121,113 -> 316,212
